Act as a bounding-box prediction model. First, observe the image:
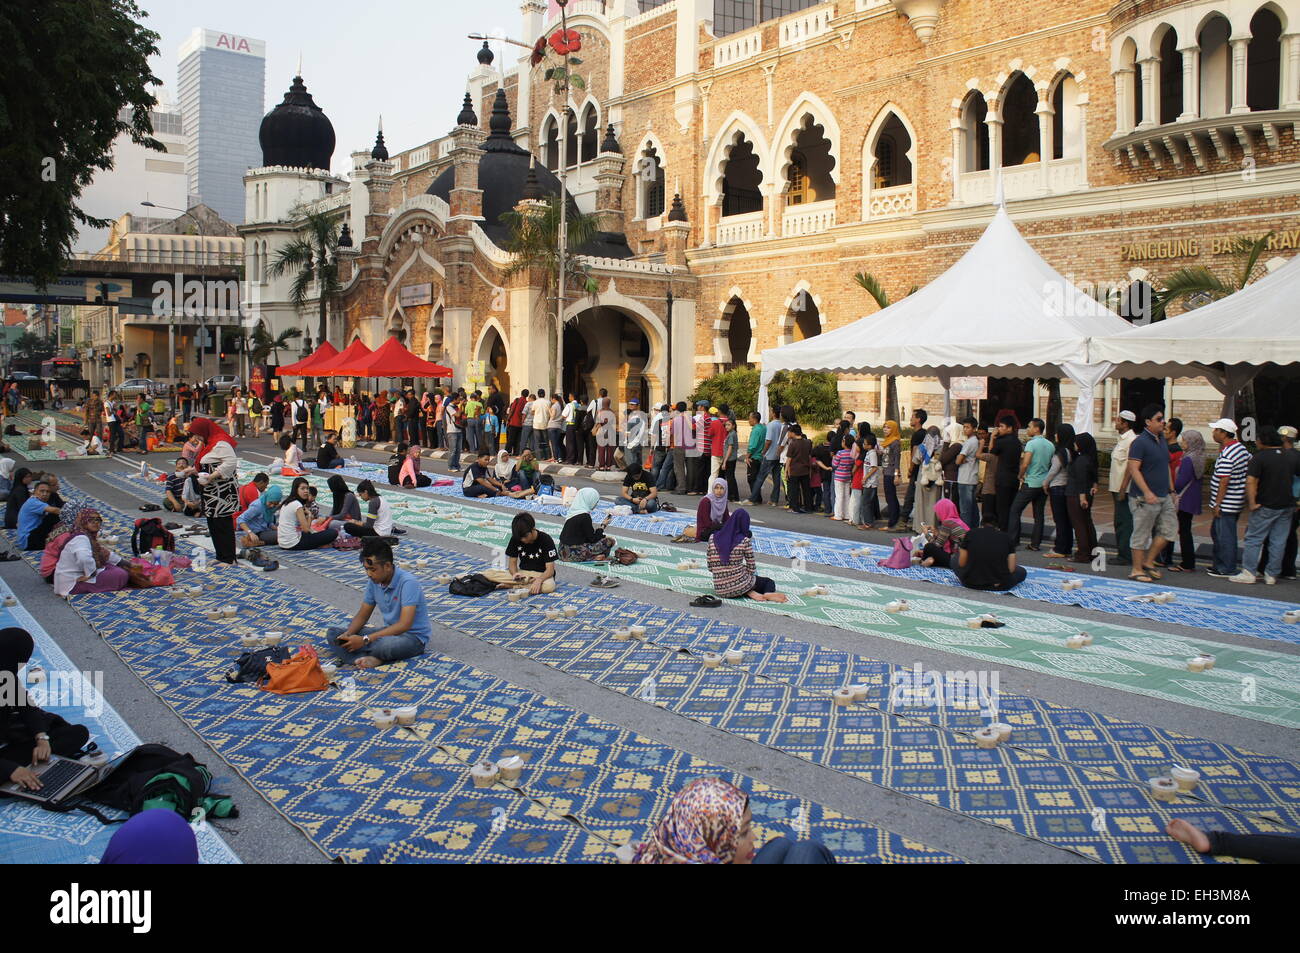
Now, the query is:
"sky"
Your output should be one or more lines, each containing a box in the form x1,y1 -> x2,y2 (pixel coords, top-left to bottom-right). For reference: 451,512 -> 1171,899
137,0 -> 528,177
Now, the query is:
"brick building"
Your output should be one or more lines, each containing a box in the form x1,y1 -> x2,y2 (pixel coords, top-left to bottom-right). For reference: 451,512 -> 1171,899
241,0 -> 1300,438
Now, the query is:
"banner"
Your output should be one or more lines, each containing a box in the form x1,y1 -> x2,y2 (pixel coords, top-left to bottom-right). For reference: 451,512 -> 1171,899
949,376 -> 988,400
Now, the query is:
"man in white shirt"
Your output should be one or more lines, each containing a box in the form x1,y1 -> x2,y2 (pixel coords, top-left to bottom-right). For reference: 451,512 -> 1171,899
1109,410 -> 1137,564
954,416 -> 981,529
531,389 -> 552,459
624,399 -> 648,471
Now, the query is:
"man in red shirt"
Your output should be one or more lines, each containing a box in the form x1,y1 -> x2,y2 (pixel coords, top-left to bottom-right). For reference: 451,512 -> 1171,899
505,389 -> 529,455
708,407 -> 727,480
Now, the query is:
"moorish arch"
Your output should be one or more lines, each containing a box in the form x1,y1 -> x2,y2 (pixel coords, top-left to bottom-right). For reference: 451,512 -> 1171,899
713,286 -> 757,368
862,103 -> 918,219
771,92 -> 843,191
560,284 -> 669,407
473,316 -> 511,395
703,110 -> 772,206
779,280 -> 826,346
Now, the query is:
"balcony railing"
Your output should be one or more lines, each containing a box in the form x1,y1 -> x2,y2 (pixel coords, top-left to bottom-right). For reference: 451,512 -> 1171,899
866,183 -> 916,219
957,155 -> 1085,204
716,210 -> 765,245
70,249 -> 244,268
779,4 -> 834,48
781,199 -> 836,236
1104,109 -> 1300,172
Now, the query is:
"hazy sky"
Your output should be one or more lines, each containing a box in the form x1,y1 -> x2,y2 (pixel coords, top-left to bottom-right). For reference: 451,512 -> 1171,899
138,0 -> 527,176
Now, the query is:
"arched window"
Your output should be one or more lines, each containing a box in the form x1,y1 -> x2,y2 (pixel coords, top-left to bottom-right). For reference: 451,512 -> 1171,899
725,298 -> 751,368
1248,8 -> 1283,111
1051,74 -> 1082,159
637,145 -> 666,219
962,93 -> 990,172
782,115 -> 836,205
873,113 -> 913,187
580,104 -> 599,163
249,244 -> 259,284
542,117 -> 559,172
1158,28 -> 1183,124
1199,15 -> 1232,117
564,108 -> 579,169
721,135 -> 763,217
790,290 -> 820,342
1001,73 -> 1040,166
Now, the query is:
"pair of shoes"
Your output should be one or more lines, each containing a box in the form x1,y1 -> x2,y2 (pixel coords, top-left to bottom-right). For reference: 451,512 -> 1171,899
1228,570 -> 1258,584
690,594 -> 722,608
1205,569 -> 1234,578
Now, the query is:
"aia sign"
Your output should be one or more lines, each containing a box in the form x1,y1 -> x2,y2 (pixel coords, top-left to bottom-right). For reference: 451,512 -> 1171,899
215,34 -> 252,52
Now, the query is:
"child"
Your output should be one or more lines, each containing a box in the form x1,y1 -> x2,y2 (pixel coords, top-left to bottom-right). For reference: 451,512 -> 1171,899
483,407 -> 501,453
80,428 -> 104,456
164,458 -> 200,514
859,433 -> 881,527
831,434 -> 855,521
279,434 -> 305,475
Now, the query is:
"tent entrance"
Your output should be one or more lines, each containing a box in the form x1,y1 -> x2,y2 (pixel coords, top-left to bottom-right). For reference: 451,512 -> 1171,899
979,378 -> 1033,429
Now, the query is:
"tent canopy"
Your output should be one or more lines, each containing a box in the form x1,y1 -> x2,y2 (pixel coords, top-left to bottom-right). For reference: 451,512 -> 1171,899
1091,254 -> 1300,376
757,206 -> 1134,433
329,336 -> 452,378
277,341 -> 338,375
309,337 -> 373,375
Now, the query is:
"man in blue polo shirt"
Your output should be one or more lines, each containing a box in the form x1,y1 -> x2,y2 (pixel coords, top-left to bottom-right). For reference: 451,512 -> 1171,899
1126,403 -> 1175,583
328,538 -> 430,668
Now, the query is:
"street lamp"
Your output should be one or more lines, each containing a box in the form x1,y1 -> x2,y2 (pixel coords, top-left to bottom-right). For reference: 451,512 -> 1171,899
142,200 -> 208,406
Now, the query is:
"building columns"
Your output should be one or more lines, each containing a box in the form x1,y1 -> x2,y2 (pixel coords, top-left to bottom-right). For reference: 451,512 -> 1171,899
1179,45 -> 1201,121
1035,99 -> 1053,192
949,119 -> 962,203
1230,36 -> 1251,113
1282,33 -> 1300,108
1138,57 -> 1160,128
1113,66 -> 1135,136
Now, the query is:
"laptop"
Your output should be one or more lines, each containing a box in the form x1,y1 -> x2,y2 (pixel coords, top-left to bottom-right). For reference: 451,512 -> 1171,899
0,747 -> 135,806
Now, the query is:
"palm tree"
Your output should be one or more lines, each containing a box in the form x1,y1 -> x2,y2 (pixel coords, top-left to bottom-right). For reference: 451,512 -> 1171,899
851,272 -> 916,422
266,210 -> 345,349
1150,232 -> 1275,418
248,325 -> 303,366
500,195 -> 599,393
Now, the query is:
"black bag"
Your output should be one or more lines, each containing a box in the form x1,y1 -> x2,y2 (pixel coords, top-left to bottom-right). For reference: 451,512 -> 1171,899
84,743 -> 236,820
293,400 -> 309,424
131,517 -> 176,555
538,473 -> 555,488
448,573 -> 498,597
225,646 -> 291,683
579,409 -> 595,432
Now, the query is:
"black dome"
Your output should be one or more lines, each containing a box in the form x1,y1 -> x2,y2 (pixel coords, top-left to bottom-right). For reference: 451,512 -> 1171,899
259,75 -> 336,170
477,41 -> 495,65
428,89 -> 631,258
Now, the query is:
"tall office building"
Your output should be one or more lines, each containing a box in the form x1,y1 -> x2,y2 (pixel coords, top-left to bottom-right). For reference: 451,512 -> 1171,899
177,28 -> 266,224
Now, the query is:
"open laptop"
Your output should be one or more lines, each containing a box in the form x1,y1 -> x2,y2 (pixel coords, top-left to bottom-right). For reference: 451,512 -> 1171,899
0,747 -> 135,806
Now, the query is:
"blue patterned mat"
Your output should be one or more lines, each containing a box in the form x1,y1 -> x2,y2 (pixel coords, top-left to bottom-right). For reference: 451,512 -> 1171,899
0,579 -> 239,864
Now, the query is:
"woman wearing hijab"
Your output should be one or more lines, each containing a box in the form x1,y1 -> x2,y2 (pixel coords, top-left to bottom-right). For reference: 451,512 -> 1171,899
325,475 -> 362,528
1171,429 -> 1205,572
398,444 -> 432,488
1043,423 -> 1076,559
911,426 -> 944,533
918,498 -> 970,569
185,418 -> 240,564
1066,432 -> 1100,564
879,422 -> 902,529
559,486 -> 617,562
0,628 -> 91,792
3,467 -> 32,529
706,509 -> 788,602
237,485 -> 283,548
673,477 -> 730,543
52,506 -> 129,596
493,451 -> 536,497
0,458 -> 13,500
100,809 -> 199,864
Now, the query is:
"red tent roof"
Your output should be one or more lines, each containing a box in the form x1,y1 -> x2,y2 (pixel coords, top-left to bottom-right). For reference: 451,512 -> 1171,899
329,336 -> 452,378
309,338 -> 373,375
277,341 -> 339,375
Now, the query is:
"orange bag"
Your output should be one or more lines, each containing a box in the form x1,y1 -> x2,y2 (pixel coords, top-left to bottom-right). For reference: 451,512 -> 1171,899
147,436 -> 158,451
261,646 -> 329,694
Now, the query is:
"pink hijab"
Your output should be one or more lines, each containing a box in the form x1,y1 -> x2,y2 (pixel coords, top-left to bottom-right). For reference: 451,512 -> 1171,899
933,498 -> 968,552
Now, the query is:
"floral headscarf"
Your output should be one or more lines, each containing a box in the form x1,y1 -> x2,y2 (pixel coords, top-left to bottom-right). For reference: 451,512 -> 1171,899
633,777 -> 749,864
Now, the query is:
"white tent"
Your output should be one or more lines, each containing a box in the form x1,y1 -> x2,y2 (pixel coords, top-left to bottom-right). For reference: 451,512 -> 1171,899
1090,253 -> 1300,417
757,206 -> 1133,434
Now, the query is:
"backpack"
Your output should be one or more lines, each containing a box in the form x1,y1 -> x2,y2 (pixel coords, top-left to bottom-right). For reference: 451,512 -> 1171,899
293,400 -> 309,424
39,531 -> 73,579
449,573 -> 499,597
84,743 -> 236,821
131,517 -> 175,556
579,409 -> 595,432
225,646 -> 291,683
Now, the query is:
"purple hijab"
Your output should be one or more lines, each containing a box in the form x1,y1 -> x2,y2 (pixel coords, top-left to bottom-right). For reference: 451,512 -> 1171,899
713,507 -> 751,565
100,808 -> 199,864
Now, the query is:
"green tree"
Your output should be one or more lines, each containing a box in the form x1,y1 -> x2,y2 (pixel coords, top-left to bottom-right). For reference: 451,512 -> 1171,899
499,195 -> 599,393
12,332 -> 57,359
0,0 -> 163,288
690,367 -> 841,428
267,210 -> 345,349
852,272 -> 916,422
248,325 -> 303,366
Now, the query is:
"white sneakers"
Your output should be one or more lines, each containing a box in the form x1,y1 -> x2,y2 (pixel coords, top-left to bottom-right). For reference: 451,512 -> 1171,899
1229,570 -> 1277,585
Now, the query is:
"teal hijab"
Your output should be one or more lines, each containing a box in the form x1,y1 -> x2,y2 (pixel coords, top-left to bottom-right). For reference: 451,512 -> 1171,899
566,486 -> 601,519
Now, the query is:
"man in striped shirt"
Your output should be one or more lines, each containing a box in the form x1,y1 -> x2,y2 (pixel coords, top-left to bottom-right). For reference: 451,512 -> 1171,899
1208,418 -> 1251,578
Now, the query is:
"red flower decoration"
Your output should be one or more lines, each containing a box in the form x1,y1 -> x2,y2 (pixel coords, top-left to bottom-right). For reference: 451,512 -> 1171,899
531,36 -> 547,67
548,28 -> 581,56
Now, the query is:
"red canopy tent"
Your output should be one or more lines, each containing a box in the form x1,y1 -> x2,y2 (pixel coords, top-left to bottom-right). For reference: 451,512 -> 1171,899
277,341 -> 339,376
309,337 -> 373,375
329,336 -> 452,378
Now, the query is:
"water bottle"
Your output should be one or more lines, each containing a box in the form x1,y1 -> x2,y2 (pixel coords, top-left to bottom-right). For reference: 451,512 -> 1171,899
151,546 -> 163,567
193,548 -> 207,572
139,461 -> 148,479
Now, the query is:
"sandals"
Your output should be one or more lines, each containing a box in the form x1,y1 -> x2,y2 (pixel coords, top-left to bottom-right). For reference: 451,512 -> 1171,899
670,534 -> 692,544
690,594 -> 722,608
138,503 -> 161,512
1128,573 -> 1155,583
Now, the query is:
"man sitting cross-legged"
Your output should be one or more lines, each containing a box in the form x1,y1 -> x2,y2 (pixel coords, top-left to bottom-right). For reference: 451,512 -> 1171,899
326,538 -> 431,668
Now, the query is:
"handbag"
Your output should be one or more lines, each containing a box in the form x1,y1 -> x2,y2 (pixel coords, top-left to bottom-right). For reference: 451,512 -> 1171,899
614,547 -> 639,565
261,646 -> 329,694
877,536 -> 914,569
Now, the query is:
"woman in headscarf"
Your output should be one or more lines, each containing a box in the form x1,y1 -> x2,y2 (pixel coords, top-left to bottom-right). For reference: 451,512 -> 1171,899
1066,432 -> 1100,564
185,418 -> 240,564
559,486 -> 616,562
918,498 -> 970,569
325,474 -> 362,527
1043,423 -> 1076,559
237,484 -> 283,548
52,507 -> 129,596
398,444 -> 432,488
0,627 -> 91,792
1171,428 -> 1206,572
0,458 -> 14,501
493,450 -> 536,497
879,421 -> 903,529
672,476 -> 730,543
706,508 -> 788,602
911,426 -> 944,533
100,809 -> 199,865
3,467 -> 32,529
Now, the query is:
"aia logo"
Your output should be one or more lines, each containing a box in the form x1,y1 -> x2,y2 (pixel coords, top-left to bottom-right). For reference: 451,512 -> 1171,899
215,34 -> 252,52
